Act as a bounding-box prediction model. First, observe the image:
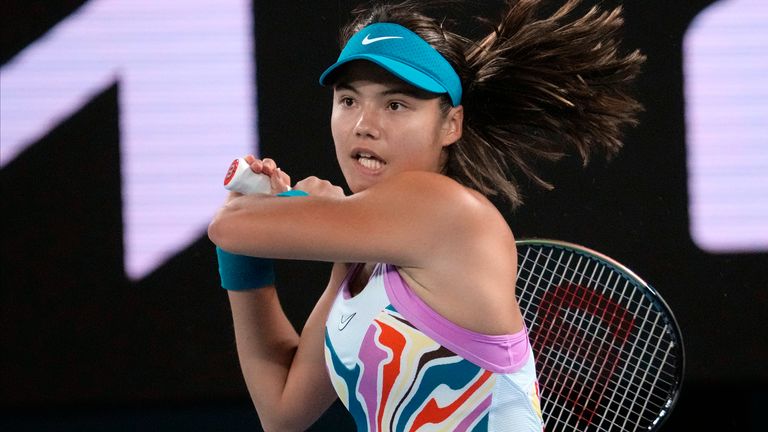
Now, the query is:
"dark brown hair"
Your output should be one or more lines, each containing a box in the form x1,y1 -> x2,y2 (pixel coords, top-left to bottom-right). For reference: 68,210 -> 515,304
338,0 -> 645,207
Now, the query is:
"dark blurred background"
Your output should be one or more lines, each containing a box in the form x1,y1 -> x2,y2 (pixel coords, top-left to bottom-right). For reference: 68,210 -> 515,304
2,0 -> 765,430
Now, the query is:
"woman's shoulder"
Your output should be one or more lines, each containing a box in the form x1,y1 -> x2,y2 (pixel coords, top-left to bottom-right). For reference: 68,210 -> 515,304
370,170 -> 514,254
369,170 -> 500,219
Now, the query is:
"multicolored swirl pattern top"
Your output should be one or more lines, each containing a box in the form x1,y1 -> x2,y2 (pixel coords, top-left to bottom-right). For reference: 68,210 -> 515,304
324,263 -> 543,431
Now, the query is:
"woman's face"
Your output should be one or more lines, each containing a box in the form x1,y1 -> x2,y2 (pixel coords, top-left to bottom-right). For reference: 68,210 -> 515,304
331,61 -> 463,193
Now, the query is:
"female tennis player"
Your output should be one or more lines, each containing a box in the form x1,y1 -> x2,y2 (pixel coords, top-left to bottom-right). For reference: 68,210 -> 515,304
208,1 -> 644,430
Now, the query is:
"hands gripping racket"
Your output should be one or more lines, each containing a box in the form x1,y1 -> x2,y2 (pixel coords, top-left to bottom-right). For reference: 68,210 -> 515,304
223,157 -> 273,194
515,240 -> 684,432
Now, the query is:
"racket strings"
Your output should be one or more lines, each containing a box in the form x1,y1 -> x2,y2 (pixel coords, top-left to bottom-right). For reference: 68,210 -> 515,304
517,262 -> 679,382
523,289 -> 671,429
602,269 -> 681,431
527,251 -> 638,429
516,245 -> 682,431
517,248 -> 680,367
518,248 -> 679,382
520,251 -> 661,319
520,249 -> 617,430
520,248 -> 679,431
517,263 -> 679,385
535,257 -> 628,426
532,309 -> 676,431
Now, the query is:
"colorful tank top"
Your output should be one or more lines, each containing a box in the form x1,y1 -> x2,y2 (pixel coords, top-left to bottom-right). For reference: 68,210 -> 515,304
324,263 -> 543,431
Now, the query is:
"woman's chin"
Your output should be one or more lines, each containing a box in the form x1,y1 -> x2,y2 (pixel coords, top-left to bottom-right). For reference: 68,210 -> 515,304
347,181 -> 369,194
344,169 -> 383,193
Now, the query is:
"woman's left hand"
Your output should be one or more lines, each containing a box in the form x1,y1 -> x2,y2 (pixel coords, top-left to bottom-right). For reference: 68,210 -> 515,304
294,176 -> 345,199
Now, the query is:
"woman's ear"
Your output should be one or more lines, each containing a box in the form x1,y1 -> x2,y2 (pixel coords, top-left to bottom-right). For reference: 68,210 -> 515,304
441,105 -> 464,146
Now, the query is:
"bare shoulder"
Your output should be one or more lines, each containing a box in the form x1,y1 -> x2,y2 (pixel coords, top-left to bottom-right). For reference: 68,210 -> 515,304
369,170 -> 482,201
362,171 -> 503,231
379,171 -> 516,276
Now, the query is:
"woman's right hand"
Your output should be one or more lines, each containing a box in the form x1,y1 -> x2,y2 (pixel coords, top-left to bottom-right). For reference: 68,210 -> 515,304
243,155 -> 291,195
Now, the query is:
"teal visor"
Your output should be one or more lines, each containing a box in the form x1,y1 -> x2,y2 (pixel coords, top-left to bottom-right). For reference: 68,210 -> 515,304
319,23 -> 462,106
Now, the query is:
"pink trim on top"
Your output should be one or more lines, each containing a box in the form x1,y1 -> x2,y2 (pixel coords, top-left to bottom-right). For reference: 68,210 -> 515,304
382,264 -> 531,374
339,263 -> 365,300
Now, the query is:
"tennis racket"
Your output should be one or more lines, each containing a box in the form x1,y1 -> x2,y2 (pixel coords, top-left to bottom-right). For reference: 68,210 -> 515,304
515,239 -> 684,432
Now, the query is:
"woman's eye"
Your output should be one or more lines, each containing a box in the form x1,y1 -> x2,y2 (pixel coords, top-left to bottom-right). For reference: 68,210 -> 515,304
341,97 -> 354,107
388,102 -> 404,111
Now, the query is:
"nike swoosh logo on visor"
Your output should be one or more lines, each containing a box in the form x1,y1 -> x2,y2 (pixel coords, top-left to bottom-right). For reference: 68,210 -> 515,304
362,34 -> 403,45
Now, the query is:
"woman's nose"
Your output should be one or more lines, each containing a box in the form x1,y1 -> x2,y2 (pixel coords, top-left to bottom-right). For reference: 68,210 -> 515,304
353,108 -> 380,139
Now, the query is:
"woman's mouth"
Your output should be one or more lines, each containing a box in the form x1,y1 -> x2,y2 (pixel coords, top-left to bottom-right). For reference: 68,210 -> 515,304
354,151 -> 386,171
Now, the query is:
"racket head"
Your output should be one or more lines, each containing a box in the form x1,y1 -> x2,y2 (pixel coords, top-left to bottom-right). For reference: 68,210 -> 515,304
515,239 -> 685,432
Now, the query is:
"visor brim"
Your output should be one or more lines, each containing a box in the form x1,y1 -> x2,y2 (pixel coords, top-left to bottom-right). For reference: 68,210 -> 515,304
319,54 -> 448,98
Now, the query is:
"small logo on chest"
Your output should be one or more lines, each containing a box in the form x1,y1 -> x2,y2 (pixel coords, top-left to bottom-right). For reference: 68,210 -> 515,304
339,313 -> 357,331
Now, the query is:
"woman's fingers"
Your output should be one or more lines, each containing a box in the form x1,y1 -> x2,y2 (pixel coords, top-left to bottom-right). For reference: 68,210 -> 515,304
261,158 -> 277,175
241,156 -> 292,193
247,158 -> 264,174
294,176 -> 345,198
277,168 -> 291,187
247,157 -> 277,175
270,168 -> 292,193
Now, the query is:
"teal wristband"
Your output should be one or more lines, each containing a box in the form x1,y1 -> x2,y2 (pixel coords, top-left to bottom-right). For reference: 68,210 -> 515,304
276,189 -> 309,197
216,247 -> 274,290
215,189 -> 308,290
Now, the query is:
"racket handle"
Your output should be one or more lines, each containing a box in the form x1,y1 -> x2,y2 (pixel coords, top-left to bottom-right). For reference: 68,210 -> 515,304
223,157 -> 271,195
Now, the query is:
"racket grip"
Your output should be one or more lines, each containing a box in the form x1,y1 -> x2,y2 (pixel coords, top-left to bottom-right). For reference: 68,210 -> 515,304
223,157 -> 271,195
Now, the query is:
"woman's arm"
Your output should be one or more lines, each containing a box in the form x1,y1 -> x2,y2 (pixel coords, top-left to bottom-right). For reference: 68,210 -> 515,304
228,262 -> 347,432
214,157 -> 341,431
209,170 -> 490,268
